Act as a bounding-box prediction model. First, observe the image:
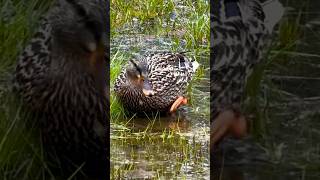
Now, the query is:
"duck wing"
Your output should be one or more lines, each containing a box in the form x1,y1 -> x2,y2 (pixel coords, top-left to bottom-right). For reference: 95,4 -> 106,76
145,52 -> 196,99
211,0 -> 283,118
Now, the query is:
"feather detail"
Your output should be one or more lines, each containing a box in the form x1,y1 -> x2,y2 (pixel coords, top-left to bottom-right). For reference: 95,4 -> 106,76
114,52 -> 197,113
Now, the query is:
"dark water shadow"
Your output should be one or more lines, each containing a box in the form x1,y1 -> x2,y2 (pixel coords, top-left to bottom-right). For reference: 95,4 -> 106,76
126,110 -> 192,133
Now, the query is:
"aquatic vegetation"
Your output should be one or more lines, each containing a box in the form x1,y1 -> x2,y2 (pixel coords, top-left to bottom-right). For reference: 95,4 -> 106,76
0,0 -> 55,179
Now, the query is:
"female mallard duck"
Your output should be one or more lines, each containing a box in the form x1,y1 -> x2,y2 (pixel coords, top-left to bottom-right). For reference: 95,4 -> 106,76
211,0 -> 284,146
13,0 -> 108,178
114,52 -> 199,114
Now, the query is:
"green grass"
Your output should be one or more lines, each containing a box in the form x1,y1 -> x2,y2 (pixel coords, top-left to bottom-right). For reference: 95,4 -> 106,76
0,0 -> 58,179
110,49 -> 127,121
111,0 -> 209,51
244,1 -> 305,140
243,1 -> 320,177
0,0 -> 51,73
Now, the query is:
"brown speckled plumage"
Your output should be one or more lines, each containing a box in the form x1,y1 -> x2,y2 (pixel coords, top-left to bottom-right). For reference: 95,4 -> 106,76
13,0 -> 108,178
211,0 -> 283,119
114,52 -> 198,114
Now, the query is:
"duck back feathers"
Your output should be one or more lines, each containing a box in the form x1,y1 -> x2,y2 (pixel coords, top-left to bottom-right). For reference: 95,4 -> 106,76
114,52 -> 198,114
211,0 -> 283,118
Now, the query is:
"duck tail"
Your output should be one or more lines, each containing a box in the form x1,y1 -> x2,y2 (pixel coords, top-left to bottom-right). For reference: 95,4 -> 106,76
261,0 -> 284,33
177,51 -> 199,72
192,60 -> 200,72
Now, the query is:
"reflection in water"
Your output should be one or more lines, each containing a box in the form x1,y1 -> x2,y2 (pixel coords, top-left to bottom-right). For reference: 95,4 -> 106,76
111,107 -> 210,179
128,110 -> 191,133
211,139 -> 312,180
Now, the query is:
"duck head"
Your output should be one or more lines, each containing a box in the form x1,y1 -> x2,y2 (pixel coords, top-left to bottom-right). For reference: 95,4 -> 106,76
126,59 -> 154,97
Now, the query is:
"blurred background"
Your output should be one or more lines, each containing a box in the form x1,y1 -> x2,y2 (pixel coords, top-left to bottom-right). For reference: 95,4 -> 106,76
213,0 -> 320,179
